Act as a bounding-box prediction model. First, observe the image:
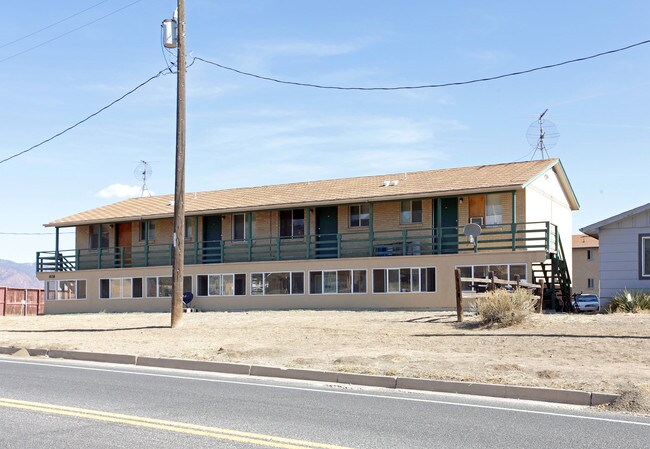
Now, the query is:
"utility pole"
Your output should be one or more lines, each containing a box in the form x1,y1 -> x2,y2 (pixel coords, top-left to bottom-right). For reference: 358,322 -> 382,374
170,0 -> 186,328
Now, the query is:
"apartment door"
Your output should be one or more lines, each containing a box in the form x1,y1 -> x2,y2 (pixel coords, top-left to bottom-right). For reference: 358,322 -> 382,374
202,215 -> 222,263
116,222 -> 132,267
315,207 -> 338,258
439,197 -> 459,254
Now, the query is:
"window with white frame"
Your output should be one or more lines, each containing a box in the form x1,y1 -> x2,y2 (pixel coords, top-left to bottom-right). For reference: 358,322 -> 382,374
46,280 -> 87,300
485,194 -> 503,226
349,205 -> 370,228
197,273 -> 246,296
372,267 -> 435,293
400,200 -> 423,225
457,264 -> 527,292
642,235 -> 650,277
280,209 -> 305,239
232,214 -> 246,241
99,278 -> 143,299
309,270 -> 367,294
146,276 -> 191,298
251,272 -> 304,295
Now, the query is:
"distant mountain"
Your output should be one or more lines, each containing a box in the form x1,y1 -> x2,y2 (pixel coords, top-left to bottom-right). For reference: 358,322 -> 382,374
0,259 -> 43,289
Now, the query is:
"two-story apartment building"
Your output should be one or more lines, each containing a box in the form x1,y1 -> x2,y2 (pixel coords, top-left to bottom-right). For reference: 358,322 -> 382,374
572,234 -> 599,295
36,159 -> 579,313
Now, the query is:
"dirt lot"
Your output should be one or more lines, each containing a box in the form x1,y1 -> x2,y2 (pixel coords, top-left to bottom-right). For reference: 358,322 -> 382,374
1,311 -> 649,413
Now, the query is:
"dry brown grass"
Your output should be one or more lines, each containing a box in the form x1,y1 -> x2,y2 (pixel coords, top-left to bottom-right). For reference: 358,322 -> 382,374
473,288 -> 537,327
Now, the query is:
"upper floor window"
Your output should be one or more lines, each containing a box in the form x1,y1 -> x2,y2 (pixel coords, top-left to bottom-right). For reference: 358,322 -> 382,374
185,217 -> 194,240
587,278 -> 595,289
587,249 -> 593,260
232,214 -> 246,241
280,209 -> 304,238
400,200 -> 422,225
89,224 -> 110,249
485,194 -> 503,226
139,221 -> 155,241
349,205 -> 370,228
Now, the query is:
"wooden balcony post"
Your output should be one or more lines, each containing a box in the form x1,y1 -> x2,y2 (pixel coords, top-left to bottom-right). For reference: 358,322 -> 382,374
306,208 -> 311,259
54,227 -> 60,272
455,268 -> 463,323
368,203 -> 374,257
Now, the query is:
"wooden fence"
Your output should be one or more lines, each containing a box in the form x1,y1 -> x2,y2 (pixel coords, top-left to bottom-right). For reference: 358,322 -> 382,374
0,287 -> 45,316
454,269 -> 545,322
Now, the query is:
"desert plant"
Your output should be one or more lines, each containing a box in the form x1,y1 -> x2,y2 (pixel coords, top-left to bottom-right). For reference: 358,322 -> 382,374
606,289 -> 650,313
473,288 -> 537,327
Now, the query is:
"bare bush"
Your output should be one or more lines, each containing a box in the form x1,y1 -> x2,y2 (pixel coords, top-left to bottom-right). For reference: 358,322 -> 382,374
474,288 -> 537,327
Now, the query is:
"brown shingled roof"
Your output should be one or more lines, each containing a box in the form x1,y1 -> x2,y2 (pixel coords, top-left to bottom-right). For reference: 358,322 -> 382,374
572,234 -> 599,248
46,159 -> 573,227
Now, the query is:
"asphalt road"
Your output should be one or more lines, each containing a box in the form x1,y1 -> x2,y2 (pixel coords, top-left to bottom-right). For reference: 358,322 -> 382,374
0,356 -> 648,449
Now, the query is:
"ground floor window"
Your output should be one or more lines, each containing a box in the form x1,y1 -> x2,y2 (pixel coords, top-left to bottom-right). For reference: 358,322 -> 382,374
309,270 -> 367,294
641,235 -> 650,278
197,273 -> 246,296
46,279 -> 87,300
457,263 -> 527,292
99,278 -> 143,299
251,272 -> 304,295
372,267 -> 435,293
146,276 -> 192,298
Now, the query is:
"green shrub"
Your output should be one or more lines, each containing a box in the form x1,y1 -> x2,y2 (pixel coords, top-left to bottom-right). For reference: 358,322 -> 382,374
606,289 -> 650,313
474,288 -> 537,327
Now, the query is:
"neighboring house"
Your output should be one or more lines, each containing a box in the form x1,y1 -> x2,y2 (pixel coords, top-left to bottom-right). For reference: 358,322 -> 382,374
580,203 -> 650,305
36,159 -> 579,314
572,234 -> 599,295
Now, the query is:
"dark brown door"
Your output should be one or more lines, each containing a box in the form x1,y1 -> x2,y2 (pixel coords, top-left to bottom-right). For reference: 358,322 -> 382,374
117,222 -> 132,266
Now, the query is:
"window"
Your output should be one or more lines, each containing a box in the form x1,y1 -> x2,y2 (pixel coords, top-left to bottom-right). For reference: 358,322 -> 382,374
641,236 -> 650,277
457,264 -> 527,292
485,194 -> 502,226
232,214 -> 246,240
309,270 -> 367,294
99,278 -> 143,299
587,278 -> 595,289
400,200 -> 422,224
372,267 -> 435,293
587,249 -> 593,260
251,272 -> 304,295
45,280 -> 87,300
89,224 -> 110,249
185,217 -> 195,240
139,221 -> 155,241
197,273 -> 246,296
145,276 -> 191,298
349,205 -> 370,228
280,209 -> 305,238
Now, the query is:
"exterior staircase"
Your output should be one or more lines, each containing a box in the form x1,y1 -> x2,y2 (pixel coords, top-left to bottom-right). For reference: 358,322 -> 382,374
532,233 -> 572,312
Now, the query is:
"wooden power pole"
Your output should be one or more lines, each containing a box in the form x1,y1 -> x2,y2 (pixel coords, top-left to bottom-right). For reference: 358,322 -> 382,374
171,0 -> 186,328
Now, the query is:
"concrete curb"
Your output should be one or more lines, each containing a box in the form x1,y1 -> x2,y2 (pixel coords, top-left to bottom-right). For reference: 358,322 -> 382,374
0,346 -> 620,407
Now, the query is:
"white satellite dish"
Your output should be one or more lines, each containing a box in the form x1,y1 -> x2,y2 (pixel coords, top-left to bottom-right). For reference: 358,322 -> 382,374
463,223 -> 482,252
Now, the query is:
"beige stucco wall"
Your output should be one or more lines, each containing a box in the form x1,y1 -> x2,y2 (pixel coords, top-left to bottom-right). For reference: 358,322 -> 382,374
572,247 -> 599,295
38,250 -> 547,314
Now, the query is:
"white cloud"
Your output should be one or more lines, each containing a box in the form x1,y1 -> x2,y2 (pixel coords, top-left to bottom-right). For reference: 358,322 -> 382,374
96,184 -> 144,198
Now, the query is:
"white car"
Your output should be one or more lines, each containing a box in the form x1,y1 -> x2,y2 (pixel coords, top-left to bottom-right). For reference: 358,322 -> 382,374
573,294 -> 600,313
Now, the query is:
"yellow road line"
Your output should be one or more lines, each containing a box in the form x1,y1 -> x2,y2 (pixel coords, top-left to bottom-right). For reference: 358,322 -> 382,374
0,398 -> 355,449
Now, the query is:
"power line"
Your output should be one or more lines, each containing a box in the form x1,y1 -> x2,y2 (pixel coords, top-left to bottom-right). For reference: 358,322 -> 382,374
0,0 -> 110,50
0,0 -> 147,64
0,68 -> 171,165
195,38 -> 650,90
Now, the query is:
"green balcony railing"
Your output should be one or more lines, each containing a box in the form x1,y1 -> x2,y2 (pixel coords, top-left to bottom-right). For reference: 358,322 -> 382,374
36,221 -> 556,272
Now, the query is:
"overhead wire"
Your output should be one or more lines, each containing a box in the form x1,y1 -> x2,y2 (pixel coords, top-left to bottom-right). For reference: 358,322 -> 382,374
194,38 -> 650,90
0,0 -> 110,50
0,0 -> 147,64
0,68 -> 172,165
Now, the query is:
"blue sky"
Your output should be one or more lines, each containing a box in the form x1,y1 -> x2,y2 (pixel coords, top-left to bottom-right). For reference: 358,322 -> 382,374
1,1 -> 649,262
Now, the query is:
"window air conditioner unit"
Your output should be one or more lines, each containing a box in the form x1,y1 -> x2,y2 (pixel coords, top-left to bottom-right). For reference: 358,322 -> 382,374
470,217 -> 484,226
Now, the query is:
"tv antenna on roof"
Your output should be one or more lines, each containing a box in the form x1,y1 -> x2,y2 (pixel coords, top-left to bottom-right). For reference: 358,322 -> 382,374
526,109 -> 559,160
134,160 -> 152,197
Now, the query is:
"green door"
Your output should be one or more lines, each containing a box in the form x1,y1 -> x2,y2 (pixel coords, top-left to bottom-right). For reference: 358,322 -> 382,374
202,215 -> 222,263
315,207 -> 338,258
435,198 -> 458,254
